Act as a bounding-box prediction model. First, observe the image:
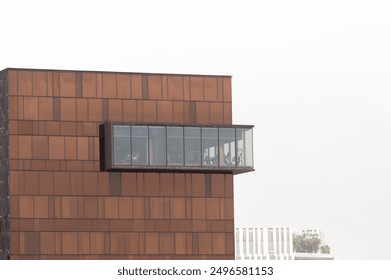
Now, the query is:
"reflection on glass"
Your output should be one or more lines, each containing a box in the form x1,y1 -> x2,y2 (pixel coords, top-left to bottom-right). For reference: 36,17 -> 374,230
167,127 -> 184,166
113,125 -> 131,165
149,126 -> 166,166
219,128 -> 236,167
202,127 -> 218,166
184,127 -> 201,166
236,128 -> 253,167
132,126 -> 148,165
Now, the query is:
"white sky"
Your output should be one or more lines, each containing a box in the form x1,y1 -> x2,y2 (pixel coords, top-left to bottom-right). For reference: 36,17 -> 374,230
1,0 -> 391,260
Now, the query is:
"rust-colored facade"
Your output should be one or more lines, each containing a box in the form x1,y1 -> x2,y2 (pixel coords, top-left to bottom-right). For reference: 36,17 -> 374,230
0,68 -> 253,260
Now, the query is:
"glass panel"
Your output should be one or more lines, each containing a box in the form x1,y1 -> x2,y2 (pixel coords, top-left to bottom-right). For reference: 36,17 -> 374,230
149,126 -> 166,166
219,128 -> 236,167
109,124 -> 252,171
184,127 -> 201,166
113,125 -> 131,165
236,128 -> 253,167
131,126 -> 148,165
202,127 -> 218,166
167,127 -> 184,166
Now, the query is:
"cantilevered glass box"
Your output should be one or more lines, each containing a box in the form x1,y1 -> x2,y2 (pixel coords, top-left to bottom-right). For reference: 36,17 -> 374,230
103,123 -> 253,174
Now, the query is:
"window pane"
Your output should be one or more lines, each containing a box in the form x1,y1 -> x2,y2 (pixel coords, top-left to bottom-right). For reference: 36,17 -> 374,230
184,127 -> 201,166
236,128 -> 253,167
202,127 -> 218,166
113,125 -> 131,165
167,127 -> 184,166
131,126 -> 148,165
149,126 -> 166,166
219,128 -> 236,167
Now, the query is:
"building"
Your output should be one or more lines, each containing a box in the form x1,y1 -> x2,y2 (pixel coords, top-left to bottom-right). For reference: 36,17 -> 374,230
0,68 -> 254,260
235,228 -> 294,260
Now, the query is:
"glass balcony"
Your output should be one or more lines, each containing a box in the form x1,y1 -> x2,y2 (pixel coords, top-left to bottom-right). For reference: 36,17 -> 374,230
103,123 -> 254,174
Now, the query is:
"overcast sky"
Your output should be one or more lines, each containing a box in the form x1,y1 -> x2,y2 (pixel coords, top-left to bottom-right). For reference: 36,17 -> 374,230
1,0 -> 391,260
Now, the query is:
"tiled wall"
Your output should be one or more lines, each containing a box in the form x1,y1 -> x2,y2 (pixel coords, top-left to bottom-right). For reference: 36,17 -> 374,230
7,69 -> 235,259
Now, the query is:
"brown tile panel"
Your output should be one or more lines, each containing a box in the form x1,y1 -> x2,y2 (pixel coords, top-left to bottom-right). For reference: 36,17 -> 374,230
167,76 -> 183,101
222,77 -> 232,102
62,232 -> 78,254
77,99 -> 88,121
170,198 -> 186,219
160,173 -> 174,196
131,74 -> 142,99
157,101 -> 173,123
49,136 -> 64,159
60,72 -> 76,97
148,75 -> 162,100
141,75 -> 148,99
18,95 -> 24,119
191,174 -> 205,197
110,232 -> 125,254
143,173 -> 159,196
209,102 -> 224,125
195,102 -> 209,125
34,196 -> 49,218
159,233 -> 175,254
150,198 -> 164,219
9,96 -> 18,119
18,136 -> 32,159
145,233 -> 158,254
76,72 -> 82,97
88,99 -> 102,122
223,102 -> 232,125
172,101 -> 184,124
60,98 -> 76,121
8,69 -> 18,95
38,97 -> 53,120
142,100 -> 157,123
122,100 -> 137,122
17,70 -> 33,96
108,99 -> 122,121
120,173 -> 137,196
25,232 -> 40,254
82,73 -> 97,97
24,97 -> 39,120
32,136 -> 49,159
102,73 -> 116,98
189,102 -> 196,124
204,77 -> 218,102
52,97 -> 60,121
190,76 -> 203,101
78,232 -> 90,254
117,74 -> 131,99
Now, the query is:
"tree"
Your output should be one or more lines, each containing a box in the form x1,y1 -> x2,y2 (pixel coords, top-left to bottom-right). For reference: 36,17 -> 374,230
293,233 -> 322,253
320,245 -> 331,254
